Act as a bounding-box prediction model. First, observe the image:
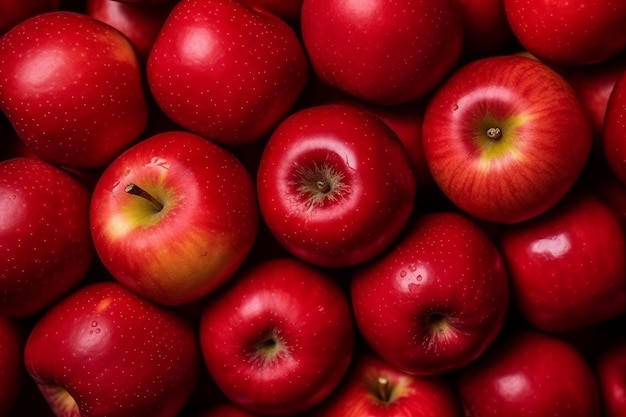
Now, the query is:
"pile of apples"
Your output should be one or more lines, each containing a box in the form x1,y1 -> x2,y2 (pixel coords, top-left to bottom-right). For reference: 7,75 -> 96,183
1,0 -> 626,416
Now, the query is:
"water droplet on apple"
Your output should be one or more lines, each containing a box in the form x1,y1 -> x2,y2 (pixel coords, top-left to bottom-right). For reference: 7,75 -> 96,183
11,194 -> 16,199
91,321 -> 98,327
400,270 -> 407,277
408,283 -> 420,293
416,275 -> 423,282
452,104 -> 459,111
408,264 -> 417,272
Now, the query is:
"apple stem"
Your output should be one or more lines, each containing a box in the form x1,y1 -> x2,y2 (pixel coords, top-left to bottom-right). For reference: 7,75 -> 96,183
486,127 -> 502,140
377,376 -> 391,403
316,180 -> 331,193
124,183 -> 164,212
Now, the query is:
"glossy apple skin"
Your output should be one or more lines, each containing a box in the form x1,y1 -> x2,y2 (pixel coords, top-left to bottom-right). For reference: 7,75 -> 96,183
456,329 -> 601,417
0,0 -> 58,35
90,131 -> 259,306
0,158 -> 94,317
0,315 -> 25,416
199,258 -> 356,416
351,211 -> 510,376
0,11 -> 148,168
257,104 -> 416,268
310,348 -> 461,417
86,0 -> 176,62
24,281 -> 200,417
595,337 -> 626,417
504,0 -> 626,65
422,55 -> 592,224
300,0 -> 463,105
497,192 -> 626,333
147,0 -> 309,146
603,71 -> 626,186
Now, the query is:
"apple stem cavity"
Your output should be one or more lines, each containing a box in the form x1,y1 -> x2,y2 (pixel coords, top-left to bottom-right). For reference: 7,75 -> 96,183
124,183 -> 164,212
293,161 -> 349,210
486,127 -> 502,140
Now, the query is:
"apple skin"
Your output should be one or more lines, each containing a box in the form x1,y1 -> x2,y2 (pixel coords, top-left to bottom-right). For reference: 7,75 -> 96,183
0,157 -> 94,317
199,258 -> 356,416
309,348 -> 461,417
0,0 -> 58,35
24,281 -> 200,417
0,11 -> 148,168
300,0 -> 463,105
86,0 -> 176,62
595,337 -> 626,417
238,0 -> 303,24
455,328 -> 601,417
497,192 -> 626,333
256,104 -> 417,268
603,70 -> 626,186
90,131 -> 259,306
147,0 -> 309,146
452,0 -> 518,60
504,0 -> 626,66
422,55 -> 592,224
0,315 -> 25,416
351,211 -> 510,376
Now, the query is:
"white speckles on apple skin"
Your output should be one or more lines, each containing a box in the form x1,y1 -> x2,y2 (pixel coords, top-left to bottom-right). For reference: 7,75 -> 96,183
0,157 -> 94,318
24,281 -> 200,417
0,11 -> 149,168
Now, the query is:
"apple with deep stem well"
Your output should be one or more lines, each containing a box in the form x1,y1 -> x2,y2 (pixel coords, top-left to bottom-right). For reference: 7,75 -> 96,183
199,258 -> 356,416
422,55 -> 592,224
257,104 -> 416,268
90,131 -> 259,306
351,211 -> 510,376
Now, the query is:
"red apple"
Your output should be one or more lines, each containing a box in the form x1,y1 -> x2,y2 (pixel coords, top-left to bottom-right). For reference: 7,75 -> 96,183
309,348 -> 461,417
603,70 -> 626,186
147,0 -> 309,146
351,211 -> 510,376
90,131 -> 259,306
0,157 -> 94,317
199,258 -> 356,416
504,0 -> 626,65
498,191 -> 626,333
455,328 -> 601,417
86,0 -> 176,62
595,337 -> 626,417
0,315 -> 25,416
560,53 -> 626,139
300,0 -> 463,105
24,281 -> 200,417
0,0 -> 58,35
256,104 -> 417,268
422,55 -> 593,224
0,11 -> 149,168
453,0 -> 518,60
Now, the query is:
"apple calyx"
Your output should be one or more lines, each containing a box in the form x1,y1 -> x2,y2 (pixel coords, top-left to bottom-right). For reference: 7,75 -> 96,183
486,127 -> 502,140
124,183 -> 164,212
293,162 -> 349,210
253,328 -> 290,365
